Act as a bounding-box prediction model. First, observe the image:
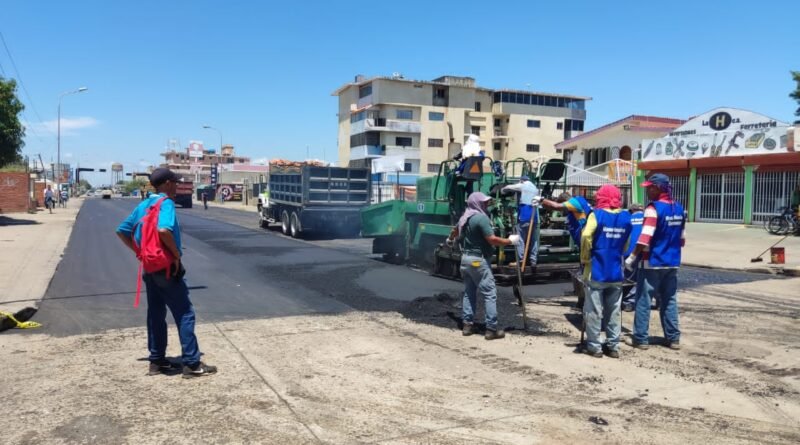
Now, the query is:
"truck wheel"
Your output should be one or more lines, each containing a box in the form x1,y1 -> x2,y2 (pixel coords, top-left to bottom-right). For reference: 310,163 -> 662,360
281,210 -> 290,235
259,214 -> 269,229
290,212 -> 301,238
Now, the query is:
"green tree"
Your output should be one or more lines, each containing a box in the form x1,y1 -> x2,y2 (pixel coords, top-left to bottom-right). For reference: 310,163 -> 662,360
78,179 -> 92,190
792,71 -> 800,120
0,76 -> 25,167
122,178 -> 148,194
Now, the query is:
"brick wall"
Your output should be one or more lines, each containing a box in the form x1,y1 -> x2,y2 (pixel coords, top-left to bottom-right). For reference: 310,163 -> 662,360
0,172 -> 32,213
33,181 -> 46,207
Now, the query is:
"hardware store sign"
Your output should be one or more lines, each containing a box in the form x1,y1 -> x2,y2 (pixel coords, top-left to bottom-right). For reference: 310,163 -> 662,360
641,108 -> 795,161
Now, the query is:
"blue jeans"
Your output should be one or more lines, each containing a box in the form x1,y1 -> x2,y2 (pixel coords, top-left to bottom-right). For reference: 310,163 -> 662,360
622,264 -> 638,307
143,271 -> 201,366
584,281 -> 622,353
633,268 -> 680,344
461,255 -> 498,331
515,222 -> 538,268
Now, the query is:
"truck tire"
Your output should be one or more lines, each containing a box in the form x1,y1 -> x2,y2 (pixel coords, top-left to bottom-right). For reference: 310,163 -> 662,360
281,210 -> 290,235
290,212 -> 301,238
259,213 -> 269,229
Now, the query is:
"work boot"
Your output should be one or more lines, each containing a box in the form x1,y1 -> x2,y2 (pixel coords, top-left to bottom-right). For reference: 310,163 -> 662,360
664,340 -> 681,350
624,337 -> 649,350
605,349 -> 620,359
148,359 -> 176,375
584,349 -> 602,358
485,329 -> 505,340
182,361 -> 218,379
462,323 -> 475,336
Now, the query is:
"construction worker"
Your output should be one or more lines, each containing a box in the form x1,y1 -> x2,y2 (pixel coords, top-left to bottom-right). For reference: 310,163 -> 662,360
502,175 -> 540,269
447,192 -> 522,340
624,173 -> 686,351
580,185 -> 632,358
622,203 -> 645,312
540,192 -> 593,247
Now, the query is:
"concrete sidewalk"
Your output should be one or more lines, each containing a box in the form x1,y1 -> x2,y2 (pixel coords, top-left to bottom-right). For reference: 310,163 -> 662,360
682,222 -> 800,275
0,198 -> 84,314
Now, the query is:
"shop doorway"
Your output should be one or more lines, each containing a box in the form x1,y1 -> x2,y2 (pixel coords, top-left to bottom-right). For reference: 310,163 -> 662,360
619,146 -> 632,161
696,172 -> 745,222
666,175 -> 689,208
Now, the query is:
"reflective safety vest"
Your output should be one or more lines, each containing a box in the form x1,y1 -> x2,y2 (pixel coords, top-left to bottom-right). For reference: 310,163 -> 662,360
647,201 -> 685,268
590,209 -> 632,283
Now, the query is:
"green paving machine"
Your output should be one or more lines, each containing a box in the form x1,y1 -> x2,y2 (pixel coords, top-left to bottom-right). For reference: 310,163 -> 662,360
360,157 -> 579,282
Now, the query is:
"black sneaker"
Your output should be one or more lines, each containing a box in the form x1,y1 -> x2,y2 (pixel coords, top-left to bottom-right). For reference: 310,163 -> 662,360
605,349 -> 620,359
182,361 -> 218,379
462,323 -> 475,336
148,359 -> 176,375
664,340 -> 681,350
485,329 -> 505,340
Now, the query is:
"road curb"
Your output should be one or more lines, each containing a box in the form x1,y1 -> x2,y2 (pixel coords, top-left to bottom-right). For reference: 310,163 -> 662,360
684,262 -> 800,277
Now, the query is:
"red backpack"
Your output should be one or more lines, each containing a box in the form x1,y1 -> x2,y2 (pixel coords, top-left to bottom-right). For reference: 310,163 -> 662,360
132,197 -> 175,307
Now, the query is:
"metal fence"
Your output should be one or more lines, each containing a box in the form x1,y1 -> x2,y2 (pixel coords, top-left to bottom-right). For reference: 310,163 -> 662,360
371,182 -> 416,203
562,160 -> 634,208
696,172 -> 745,222
666,175 -> 689,210
752,170 -> 800,223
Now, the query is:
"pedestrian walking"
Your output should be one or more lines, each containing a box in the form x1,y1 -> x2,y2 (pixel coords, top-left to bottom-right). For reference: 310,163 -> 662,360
43,185 -> 55,213
59,189 -> 69,208
580,185 -> 632,358
502,175 -> 541,269
621,203 -> 644,312
624,173 -> 686,351
115,168 -> 217,378
447,192 -> 522,340
202,191 -> 208,210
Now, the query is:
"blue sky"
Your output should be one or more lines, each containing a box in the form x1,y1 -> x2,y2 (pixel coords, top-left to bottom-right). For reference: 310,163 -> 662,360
2,0 -> 799,186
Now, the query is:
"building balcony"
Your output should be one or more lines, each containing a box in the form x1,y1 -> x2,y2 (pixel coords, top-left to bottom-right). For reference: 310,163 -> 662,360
492,128 -> 509,139
384,145 -> 420,160
350,118 -> 422,135
350,145 -> 384,161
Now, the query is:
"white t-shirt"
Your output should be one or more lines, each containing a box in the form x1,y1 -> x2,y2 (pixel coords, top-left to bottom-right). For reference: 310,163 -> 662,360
44,189 -> 54,199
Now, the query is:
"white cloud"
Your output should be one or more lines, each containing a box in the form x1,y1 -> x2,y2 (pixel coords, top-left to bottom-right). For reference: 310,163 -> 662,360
23,116 -> 99,136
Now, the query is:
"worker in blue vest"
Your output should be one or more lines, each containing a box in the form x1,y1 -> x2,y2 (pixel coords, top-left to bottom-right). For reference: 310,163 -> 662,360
541,192 -> 593,307
622,203 -> 645,312
541,192 -> 593,247
502,175 -> 540,269
625,173 -> 686,351
580,185 -> 632,358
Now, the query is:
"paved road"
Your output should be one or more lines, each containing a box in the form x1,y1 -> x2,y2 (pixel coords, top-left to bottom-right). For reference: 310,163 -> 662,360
34,199 -> 472,336
34,198 -> 777,337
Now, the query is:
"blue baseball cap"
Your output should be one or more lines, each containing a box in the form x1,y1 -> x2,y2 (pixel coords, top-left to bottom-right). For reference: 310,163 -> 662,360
520,175 -> 530,182
641,173 -> 670,188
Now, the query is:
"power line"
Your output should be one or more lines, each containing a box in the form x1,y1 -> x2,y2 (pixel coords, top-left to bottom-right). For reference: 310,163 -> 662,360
0,31 -> 46,125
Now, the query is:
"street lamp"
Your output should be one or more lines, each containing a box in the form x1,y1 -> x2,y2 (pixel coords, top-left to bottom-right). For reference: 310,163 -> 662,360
57,87 -> 88,185
202,125 -> 223,152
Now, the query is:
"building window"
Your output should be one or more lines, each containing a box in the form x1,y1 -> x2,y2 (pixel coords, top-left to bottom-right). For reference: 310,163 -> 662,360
396,109 -> 413,120
404,163 -> 412,173
470,126 -> 481,136
350,131 -> 380,147
526,144 -> 540,152
493,142 -> 501,151
358,84 -> 372,98
427,163 -> 440,173
474,101 -> 481,112
564,150 -> 572,164
350,110 -> 366,123
527,119 -> 541,128
396,136 -> 413,146
428,138 -> 444,148
571,120 -> 584,131
435,88 -> 446,99
428,111 -> 444,121
494,118 -> 500,127
557,122 -> 563,130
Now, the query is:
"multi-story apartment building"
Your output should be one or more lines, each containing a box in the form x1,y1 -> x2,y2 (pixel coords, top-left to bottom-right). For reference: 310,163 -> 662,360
333,74 -> 590,183
160,144 -> 250,184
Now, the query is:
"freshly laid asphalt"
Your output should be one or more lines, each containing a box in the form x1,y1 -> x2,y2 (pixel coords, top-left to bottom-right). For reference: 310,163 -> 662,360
33,198 -> 777,337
